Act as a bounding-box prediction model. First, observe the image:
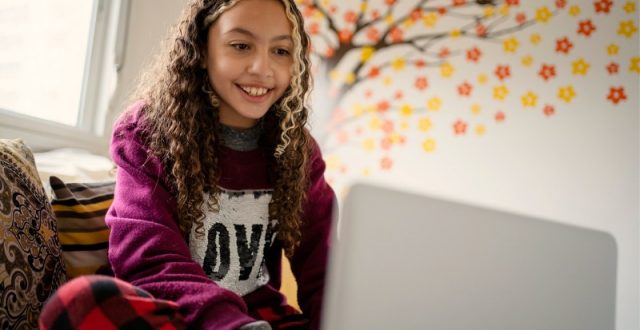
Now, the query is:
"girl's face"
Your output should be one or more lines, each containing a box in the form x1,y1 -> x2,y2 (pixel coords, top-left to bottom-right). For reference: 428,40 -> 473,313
205,0 -> 294,129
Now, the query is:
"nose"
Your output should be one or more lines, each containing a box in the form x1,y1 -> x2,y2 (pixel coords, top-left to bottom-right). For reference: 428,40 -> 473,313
247,50 -> 274,78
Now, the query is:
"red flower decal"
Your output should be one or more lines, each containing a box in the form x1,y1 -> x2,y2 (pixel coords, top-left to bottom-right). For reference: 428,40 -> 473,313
495,111 -> 506,122
344,10 -> 357,24
543,104 -> 555,116
367,28 -> 380,42
453,120 -> 468,135
495,65 -> 511,81
476,23 -> 487,36
577,20 -> 596,37
389,27 -> 404,43
457,81 -> 473,96
606,62 -> 619,75
377,100 -> 390,113
339,29 -> 353,44
594,0 -> 613,14
555,37 -> 573,54
439,47 -> 451,58
368,66 -> 380,78
415,76 -> 429,91
607,86 -> 627,104
380,156 -> 393,170
538,64 -> 557,81
466,47 -> 482,63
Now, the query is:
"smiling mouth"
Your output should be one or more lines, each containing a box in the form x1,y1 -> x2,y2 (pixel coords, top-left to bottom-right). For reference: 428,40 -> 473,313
238,85 -> 271,97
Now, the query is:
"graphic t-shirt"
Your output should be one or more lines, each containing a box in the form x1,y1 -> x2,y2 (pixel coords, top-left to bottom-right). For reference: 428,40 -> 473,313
189,189 -> 277,296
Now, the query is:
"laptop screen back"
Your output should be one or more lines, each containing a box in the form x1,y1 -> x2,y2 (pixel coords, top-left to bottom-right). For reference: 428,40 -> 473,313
321,183 -> 617,330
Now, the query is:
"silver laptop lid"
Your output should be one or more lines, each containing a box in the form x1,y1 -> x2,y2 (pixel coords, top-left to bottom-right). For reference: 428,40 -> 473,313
322,183 -> 617,330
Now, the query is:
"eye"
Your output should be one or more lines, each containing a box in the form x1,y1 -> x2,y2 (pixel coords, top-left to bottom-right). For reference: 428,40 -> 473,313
274,48 -> 291,56
231,43 -> 249,51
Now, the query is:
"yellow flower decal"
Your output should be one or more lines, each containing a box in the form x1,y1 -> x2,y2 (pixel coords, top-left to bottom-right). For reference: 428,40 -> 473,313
499,4 -> 510,16
493,85 -> 510,101
385,15 -> 394,24
383,76 -> 393,86
361,47 -> 375,62
484,6 -> 495,17
571,58 -> 590,75
418,117 -> 432,132
521,91 -> 538,108
477,73 -> 489,85
368,116 -> 382,130
352,103 -> 365,117
363,138 -> 375,152
392,58 -> 406,71
423,13 -> 438,28
607,44 -> 620,56
329,70 -> 340,81
618,20 -> 638,38
530,33 -> 542,45
503,37 -> 520,53
345,72 -> 356,84
521,55 -> 533,67
427,97 -> 442,111
471,104 -> 482,115
569,5 -> 581,17
558,85 -> 577,103
450,29 -> 462,38
403,18 -> 414,28
623,1 -> 636,14
422,138 -> 436,153
440,63 -> 455,78
400,121 -> 410,130
629,57 -> 640,74
400,104 -> 413,116
535,6 -> 553,23
475,124 -> 486,136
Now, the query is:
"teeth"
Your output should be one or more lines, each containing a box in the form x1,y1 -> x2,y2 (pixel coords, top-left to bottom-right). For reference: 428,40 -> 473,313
241,86 -> 268,96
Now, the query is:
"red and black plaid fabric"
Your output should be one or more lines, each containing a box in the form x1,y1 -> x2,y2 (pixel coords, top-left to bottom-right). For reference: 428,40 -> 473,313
39,275 -> 186,330
250,305 -> 308,330
40,275 -> 309,329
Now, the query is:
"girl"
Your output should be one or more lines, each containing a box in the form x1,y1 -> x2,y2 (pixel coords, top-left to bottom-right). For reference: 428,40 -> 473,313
40,0 -> 334,329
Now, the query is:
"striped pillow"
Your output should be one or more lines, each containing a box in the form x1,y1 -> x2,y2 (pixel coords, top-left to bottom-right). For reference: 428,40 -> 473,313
49,176 -> 114,278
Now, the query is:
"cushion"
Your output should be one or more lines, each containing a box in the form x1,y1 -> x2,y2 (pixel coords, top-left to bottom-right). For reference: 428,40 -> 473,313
0,139 -> 67,329
49,176 -> 114,279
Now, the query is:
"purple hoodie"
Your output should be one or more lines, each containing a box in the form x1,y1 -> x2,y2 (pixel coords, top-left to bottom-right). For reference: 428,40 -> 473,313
106,101 -> 335,330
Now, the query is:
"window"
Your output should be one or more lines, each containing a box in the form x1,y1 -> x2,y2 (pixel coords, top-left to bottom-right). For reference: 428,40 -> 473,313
0,0 -> 95,126
0,0 -> 128,154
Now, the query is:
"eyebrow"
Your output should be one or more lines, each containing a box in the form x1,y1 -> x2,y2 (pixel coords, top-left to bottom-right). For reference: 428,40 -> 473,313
224,27 -> 292,42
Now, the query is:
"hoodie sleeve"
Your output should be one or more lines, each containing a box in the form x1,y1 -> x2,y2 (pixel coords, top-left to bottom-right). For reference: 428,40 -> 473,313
289,139 -> 336,330
105,101 -> 256,330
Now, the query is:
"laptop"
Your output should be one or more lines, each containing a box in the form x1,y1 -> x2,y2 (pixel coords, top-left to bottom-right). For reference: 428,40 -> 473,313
321,183 -> 617,330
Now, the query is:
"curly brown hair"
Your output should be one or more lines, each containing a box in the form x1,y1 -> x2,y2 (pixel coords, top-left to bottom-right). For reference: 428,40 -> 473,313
129,0 -> 313,257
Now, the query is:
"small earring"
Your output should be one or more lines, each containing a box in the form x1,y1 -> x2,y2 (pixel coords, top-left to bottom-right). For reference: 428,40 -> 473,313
202,78 -> 220,107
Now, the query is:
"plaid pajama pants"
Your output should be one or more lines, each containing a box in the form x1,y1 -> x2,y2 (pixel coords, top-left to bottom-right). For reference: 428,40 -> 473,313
39,275 -> 308,330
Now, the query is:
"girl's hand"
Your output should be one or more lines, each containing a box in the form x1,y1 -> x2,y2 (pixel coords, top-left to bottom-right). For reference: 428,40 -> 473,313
238,320 -> 272,330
